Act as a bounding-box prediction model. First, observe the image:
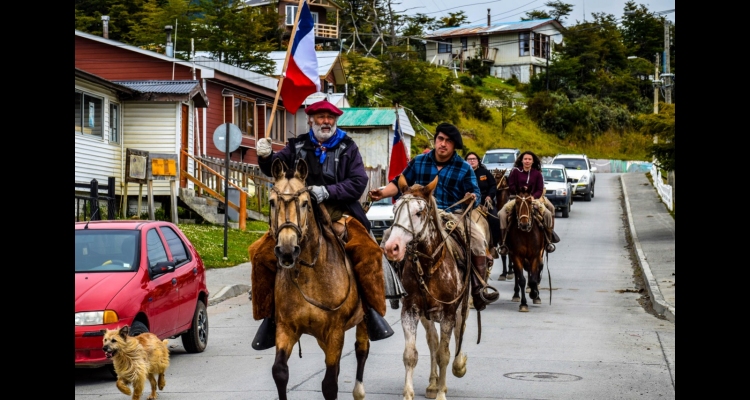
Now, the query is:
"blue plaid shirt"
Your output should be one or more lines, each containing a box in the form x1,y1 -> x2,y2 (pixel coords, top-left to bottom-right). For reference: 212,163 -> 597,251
390,150 -> 480,212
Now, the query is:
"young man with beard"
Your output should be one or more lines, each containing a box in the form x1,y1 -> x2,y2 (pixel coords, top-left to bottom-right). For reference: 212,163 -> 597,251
368,123 -> 500,311
249,99 -> 392,350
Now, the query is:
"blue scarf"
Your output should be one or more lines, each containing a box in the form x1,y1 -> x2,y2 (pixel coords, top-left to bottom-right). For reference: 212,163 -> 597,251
309,128 -> 346,163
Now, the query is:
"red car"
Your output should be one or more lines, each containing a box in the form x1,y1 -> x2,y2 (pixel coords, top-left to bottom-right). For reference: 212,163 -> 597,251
75,220 -> 209,372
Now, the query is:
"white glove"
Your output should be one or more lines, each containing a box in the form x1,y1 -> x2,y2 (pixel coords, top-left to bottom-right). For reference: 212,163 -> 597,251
308,185 -> 329,203
256,138 -> 273,158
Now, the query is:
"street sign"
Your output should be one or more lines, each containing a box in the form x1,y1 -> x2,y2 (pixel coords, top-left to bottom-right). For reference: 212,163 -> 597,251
213,123 -> 242,153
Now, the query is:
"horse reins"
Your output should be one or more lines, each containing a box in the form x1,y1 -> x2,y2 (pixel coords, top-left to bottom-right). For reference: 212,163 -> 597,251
270,185 -> 352,311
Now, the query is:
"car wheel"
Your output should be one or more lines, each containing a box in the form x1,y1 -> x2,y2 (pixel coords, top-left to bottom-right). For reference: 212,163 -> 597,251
128,320 -> 149,336
591,182 -> 595,198
182,300 -> 208,353
562,204 -> 570,218
584,189 -> 592,202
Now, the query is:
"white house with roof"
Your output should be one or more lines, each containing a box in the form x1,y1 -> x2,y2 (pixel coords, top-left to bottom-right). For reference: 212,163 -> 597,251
424,18 -> 565,83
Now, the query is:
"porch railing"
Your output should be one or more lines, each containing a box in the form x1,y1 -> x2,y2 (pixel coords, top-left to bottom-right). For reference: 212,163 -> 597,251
75,177 -> 117,221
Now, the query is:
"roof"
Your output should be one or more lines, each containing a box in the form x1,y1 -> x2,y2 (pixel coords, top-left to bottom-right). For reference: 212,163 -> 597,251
112,80 -> 209,108
268,51 -> 346,84
75,30 -> 215,79
191,56 -> 279,91
425,18 -> 564,39
75,68 -> 134,95
242,0 -> 342,10
336,108 -> 415,136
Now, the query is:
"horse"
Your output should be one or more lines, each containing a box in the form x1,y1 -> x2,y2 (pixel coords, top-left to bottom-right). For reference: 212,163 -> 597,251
506,186 -> 547,312
383,175 -> 470,400
492,168 -> 514,281
263,158 -> 370,400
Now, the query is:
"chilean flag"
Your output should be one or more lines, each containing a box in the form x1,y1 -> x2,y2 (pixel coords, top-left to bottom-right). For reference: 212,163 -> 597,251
387,116 -> 409,182
280,1 -> 320,114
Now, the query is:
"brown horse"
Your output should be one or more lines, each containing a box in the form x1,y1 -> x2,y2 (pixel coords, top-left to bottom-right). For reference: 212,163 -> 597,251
492,169 -> 514,281
383,175 -> 469,400
507,186 -> 546,312
264,158 -> 370,400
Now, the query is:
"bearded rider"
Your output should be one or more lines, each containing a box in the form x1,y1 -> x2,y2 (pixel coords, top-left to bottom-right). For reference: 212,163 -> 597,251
249,99 -> 392,350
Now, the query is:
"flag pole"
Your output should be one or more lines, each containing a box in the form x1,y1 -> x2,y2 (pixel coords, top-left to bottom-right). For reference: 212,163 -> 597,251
265,0 -> 308,138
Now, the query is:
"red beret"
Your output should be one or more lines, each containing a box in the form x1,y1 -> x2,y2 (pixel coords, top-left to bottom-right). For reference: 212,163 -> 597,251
305,99 -> 343,116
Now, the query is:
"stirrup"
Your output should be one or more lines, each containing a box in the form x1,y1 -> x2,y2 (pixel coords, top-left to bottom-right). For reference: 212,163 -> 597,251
498,244 -> 509,256
479,285 -> 500,303
365,307 -> 394,341
546,243 -> 556,253
252,317 -> 276,350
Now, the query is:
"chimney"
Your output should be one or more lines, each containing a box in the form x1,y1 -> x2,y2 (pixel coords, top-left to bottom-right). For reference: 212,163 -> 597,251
487,9 -> 491,26
165,25 -> 174,57
102,15 -> 110,39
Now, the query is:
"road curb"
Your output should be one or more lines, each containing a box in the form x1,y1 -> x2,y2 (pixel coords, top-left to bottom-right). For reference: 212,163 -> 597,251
620,175 -> 675,322
208,284 -> 251,306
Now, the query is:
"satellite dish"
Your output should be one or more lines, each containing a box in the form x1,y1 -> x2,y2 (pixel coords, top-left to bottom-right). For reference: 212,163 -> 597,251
213,123 -> 242,153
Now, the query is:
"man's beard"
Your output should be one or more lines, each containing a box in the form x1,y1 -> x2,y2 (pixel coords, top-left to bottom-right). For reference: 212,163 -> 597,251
312,122 -> 337,142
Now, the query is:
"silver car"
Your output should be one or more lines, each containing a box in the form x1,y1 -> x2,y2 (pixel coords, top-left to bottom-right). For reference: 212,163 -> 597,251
482,148 -> 520,176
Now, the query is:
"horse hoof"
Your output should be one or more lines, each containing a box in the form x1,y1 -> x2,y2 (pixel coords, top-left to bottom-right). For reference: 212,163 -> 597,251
497,274 -> 506,281
519,305 -> 529,312
425,388 -> 438,399
452,352 -> 467,377
526,287 -> 531,293
512,296 -> 520,302
533,298 -> 542,304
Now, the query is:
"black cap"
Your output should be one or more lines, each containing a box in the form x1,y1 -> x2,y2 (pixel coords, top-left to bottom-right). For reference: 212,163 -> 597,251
435,122 -> 463,149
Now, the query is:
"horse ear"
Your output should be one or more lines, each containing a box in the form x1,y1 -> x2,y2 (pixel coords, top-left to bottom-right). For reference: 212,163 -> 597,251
424,175 -> 438,195
296,158 -> 308,181
397,174 -> 409,193
271,158 -> 286,180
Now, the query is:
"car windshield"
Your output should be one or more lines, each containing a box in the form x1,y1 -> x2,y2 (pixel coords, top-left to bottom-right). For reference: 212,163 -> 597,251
371,198 -> 393,206
75,230 -> 139,272
555,159 -> 587,170
543,168 -> 566,182
483,153 -> 515,164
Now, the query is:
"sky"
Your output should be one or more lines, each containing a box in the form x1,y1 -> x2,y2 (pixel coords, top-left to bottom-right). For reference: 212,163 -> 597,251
392,0 -> 675,27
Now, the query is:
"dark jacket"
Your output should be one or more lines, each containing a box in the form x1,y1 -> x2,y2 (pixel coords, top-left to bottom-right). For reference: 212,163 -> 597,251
507,167 -> 544,199
259,132 -> 371,231
473,164 -> 497,202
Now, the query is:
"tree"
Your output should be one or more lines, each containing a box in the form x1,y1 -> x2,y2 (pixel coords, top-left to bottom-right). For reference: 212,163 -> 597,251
522,11 -> 551,21
129,0 -> 195,58
75,0 -> 147,41
495,89 -> 518,135
546,1 -> 574,23
640,103 -> 675,171
620,1 -> 665,63
437,11 -> 468,28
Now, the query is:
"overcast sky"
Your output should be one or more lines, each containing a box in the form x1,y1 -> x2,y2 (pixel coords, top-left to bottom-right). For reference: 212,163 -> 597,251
392,0 -> 675,27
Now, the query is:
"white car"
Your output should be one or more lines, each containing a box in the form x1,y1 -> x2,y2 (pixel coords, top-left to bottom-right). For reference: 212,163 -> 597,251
541,164 -> 572,218
366,197 -> 394,243
550,154 -> 597,201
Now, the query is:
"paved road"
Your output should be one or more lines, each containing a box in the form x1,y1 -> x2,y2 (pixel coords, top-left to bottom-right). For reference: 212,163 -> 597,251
75,172 -> 675,399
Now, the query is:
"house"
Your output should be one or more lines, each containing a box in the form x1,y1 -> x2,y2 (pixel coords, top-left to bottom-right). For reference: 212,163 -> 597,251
424,18 -> 564,83
268,50 -> 347,94
336,107 -> 415,197
241,0 -> 341,47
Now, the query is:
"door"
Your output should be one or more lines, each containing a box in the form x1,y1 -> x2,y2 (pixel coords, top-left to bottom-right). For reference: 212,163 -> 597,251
180,104 -> 189,188
144,228 -> 181,337
480,36 -> 489,59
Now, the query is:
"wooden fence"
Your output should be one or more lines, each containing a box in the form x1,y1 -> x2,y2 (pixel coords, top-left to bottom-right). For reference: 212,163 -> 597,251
75,177 -> 116,221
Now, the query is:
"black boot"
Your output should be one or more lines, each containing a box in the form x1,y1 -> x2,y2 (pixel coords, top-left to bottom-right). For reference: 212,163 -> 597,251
364,306 -> 394,341
498,228 -> 509,256
470,255 -> 499,311
252,317 -> 276,350
545,227 -> 560,253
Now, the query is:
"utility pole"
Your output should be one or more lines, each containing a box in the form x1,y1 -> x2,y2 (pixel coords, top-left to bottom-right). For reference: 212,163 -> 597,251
663,20 -> 672,104
653,53 -> 660,114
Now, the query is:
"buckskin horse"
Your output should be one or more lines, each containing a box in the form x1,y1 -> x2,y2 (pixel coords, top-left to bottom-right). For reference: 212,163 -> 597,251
492,169 -> 514,281
506,186 -> 547,312
383,175 -> 471,400
258,158 -> 371,400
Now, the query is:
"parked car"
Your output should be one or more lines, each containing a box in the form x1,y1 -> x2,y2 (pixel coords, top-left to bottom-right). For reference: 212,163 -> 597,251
366,197 -> 395,243
550,154 -> 597,201
75,220 -> 209,374
542,164 -> 572,218
482,148 -> 520,176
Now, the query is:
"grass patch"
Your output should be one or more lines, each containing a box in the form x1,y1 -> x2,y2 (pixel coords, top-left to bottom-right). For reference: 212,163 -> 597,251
178,221 -> 269,269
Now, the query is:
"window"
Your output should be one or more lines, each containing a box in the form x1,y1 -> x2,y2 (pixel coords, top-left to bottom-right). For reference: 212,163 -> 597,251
460,37 -> 468,51
160,226 -> 190,266
286,5 -> 318,25
532,33 -> 550,58
519,33 -> 530,56
266,107 -> 286,142
75,90 -> 103,138
109,102 -> 120,143
438,40 -> 452,54
146,229 -> 168,269
234,97 -> 255,138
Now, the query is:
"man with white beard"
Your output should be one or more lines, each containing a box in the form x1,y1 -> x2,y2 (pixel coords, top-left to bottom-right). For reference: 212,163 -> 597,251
249,99 -> 393,350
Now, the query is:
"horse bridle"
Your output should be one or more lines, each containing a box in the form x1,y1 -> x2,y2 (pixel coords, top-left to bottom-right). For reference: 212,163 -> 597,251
514,194 -> 534,232
270,184 -> 351,311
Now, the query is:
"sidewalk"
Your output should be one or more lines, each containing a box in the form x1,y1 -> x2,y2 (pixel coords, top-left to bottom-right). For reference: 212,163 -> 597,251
206,172 -> 675,322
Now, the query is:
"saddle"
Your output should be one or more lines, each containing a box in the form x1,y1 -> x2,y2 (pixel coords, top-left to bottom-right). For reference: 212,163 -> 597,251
438,211 -> 469,272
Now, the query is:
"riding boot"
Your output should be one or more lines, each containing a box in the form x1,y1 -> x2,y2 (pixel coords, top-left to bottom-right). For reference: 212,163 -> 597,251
545,227 -> 560,253
251,317 -> 276,350
364,303 -> 394,341
470,254 -> 499,311
498,228 -> 509,256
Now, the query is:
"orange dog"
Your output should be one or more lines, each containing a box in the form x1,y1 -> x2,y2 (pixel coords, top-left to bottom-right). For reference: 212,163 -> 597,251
102,325 -> 170,400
